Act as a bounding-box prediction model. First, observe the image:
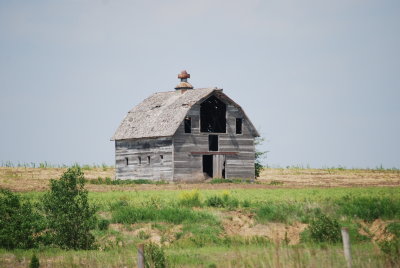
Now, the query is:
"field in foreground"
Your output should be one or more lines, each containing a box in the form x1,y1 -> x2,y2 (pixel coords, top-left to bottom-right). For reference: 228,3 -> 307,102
1,167 -> 400,267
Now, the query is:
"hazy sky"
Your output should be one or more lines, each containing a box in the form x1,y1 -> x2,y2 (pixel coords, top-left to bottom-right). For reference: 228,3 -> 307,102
1,0 -> 399,168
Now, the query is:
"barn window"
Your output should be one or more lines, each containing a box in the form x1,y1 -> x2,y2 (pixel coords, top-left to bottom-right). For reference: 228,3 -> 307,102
138,156 -> 141,165
236,118 -> 242,134
125,157 -> 129,166
200,95 -> 226,133
184,117 -> 191,133
160,155 -> 164,164
209,135 -> 218,151
147,156 -> 151,164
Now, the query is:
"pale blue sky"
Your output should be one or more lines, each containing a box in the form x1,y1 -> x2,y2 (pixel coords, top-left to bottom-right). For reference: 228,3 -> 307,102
1,0 -> 399,168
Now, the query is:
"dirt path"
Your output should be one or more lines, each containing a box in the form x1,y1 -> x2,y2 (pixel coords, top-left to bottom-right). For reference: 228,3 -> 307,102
0,167 -> 399,192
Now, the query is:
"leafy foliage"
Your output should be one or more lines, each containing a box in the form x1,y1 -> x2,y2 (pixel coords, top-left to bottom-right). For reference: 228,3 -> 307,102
308,214 -> 341,243
178,190 -> 202,207
255,137 -> 267,177
42,166 -> 97,249
205,191 -> 239,209
0,189 -> 44,249
98,219 -> 110,231
144,242 -> 167,268
29,254 -> 40,268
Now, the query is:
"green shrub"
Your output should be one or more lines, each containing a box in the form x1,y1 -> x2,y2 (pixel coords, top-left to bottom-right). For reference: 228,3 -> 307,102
308,214 -> 341,243
144,242 -> 166,268
337,196 -> 400,221
379,239 -> 400,262
29,253 -> 40,268
42,166 -> 97,249
386,222 -> 400,237
178,190 -> 202,207
205,191 -> 239,209
98,219 -> 110,231
0,189 -> 44,249
380,222 -> 400,262
205,195 -> 225,208
138,230 -> 150,240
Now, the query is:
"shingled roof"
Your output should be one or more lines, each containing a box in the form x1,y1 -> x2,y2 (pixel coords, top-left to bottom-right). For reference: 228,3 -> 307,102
111,88 -> 259,140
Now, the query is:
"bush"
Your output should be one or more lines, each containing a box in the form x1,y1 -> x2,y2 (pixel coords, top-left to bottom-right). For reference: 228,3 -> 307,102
42,166 -> 97,249
29,254 -> 40,268
337,196 -> 400,222
379,239 -> 400,262
98,219 -> 110,231
205,191 -> 239,209
308,214 -> 341,243
178,190 -> 202,207
144,242 -> 166,268
205,195 -> 225,208
386,222 -> 400,237
379,222 -> 400,262
0,189 -> 44,249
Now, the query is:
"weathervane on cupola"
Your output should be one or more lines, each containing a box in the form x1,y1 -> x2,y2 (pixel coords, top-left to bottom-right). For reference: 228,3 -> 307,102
175,70 -> 194,90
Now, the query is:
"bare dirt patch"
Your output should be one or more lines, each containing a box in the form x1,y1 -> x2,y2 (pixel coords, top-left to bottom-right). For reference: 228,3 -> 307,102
109,223 -> 182,246
359,219 -> 396,242
222,211 -> 308,245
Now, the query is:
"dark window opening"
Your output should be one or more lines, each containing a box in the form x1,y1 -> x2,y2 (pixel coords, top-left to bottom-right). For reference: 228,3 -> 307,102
125,157 -> 129,166
203,155 -> 213,178
147,156 -> 151,164
138,156 -> 141,165
160,155 -> 164,164
236,118 -> 243,134
209,135 -> 218,151
184,117 -> 191,133
200,95 -> 226,133
222,160 -> 226,178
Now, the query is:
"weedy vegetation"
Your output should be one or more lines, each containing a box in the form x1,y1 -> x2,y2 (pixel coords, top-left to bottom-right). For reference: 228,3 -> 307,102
1,166 -> 400,267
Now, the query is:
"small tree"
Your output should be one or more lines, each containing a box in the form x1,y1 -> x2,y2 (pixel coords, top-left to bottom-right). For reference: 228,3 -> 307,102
255,137 -> 268,178
42,166 -> 96,249
0,189 -> 44,249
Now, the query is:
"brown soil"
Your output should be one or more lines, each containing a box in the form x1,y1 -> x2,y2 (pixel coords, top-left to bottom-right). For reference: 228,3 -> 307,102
1,167 -> 399,192
222,211 -> 308,245
109,223 -> 182,246
358,219 -> 396,242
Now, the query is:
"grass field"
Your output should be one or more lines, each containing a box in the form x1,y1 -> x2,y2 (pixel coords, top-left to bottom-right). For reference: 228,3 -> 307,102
1,167 -> 400,267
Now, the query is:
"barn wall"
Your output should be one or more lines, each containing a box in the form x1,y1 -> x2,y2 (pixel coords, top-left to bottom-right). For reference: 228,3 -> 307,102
173,96 -> 255,181
115,137 -> 173,180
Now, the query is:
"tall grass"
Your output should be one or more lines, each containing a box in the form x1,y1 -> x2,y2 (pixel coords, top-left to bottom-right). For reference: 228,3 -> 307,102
337,196 -> 400,221
112,205 -> 217,225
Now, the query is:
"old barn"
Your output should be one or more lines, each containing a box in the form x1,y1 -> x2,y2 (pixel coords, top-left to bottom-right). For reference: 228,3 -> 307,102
111,71 -> 259,181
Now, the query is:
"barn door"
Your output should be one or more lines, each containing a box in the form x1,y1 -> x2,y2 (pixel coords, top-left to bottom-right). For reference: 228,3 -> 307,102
213,155 -> 226,178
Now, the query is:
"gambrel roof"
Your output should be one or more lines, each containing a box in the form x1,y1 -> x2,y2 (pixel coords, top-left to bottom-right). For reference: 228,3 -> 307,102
111,88 -> 259,140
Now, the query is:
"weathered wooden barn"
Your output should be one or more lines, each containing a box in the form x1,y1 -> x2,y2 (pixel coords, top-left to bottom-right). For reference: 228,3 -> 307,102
111,71 -> 259,181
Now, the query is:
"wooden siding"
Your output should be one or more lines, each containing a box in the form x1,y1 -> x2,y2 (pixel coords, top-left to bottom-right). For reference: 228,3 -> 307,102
115,137 -> 173,180
173,97 -> 255,181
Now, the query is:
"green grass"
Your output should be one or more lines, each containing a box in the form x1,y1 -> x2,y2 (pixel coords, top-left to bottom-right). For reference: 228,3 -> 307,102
112,205 -> 218,225
2,186 -> 400,267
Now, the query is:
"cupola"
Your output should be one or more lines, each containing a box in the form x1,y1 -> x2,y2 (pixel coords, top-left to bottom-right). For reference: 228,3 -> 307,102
175,70 -> 194,90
